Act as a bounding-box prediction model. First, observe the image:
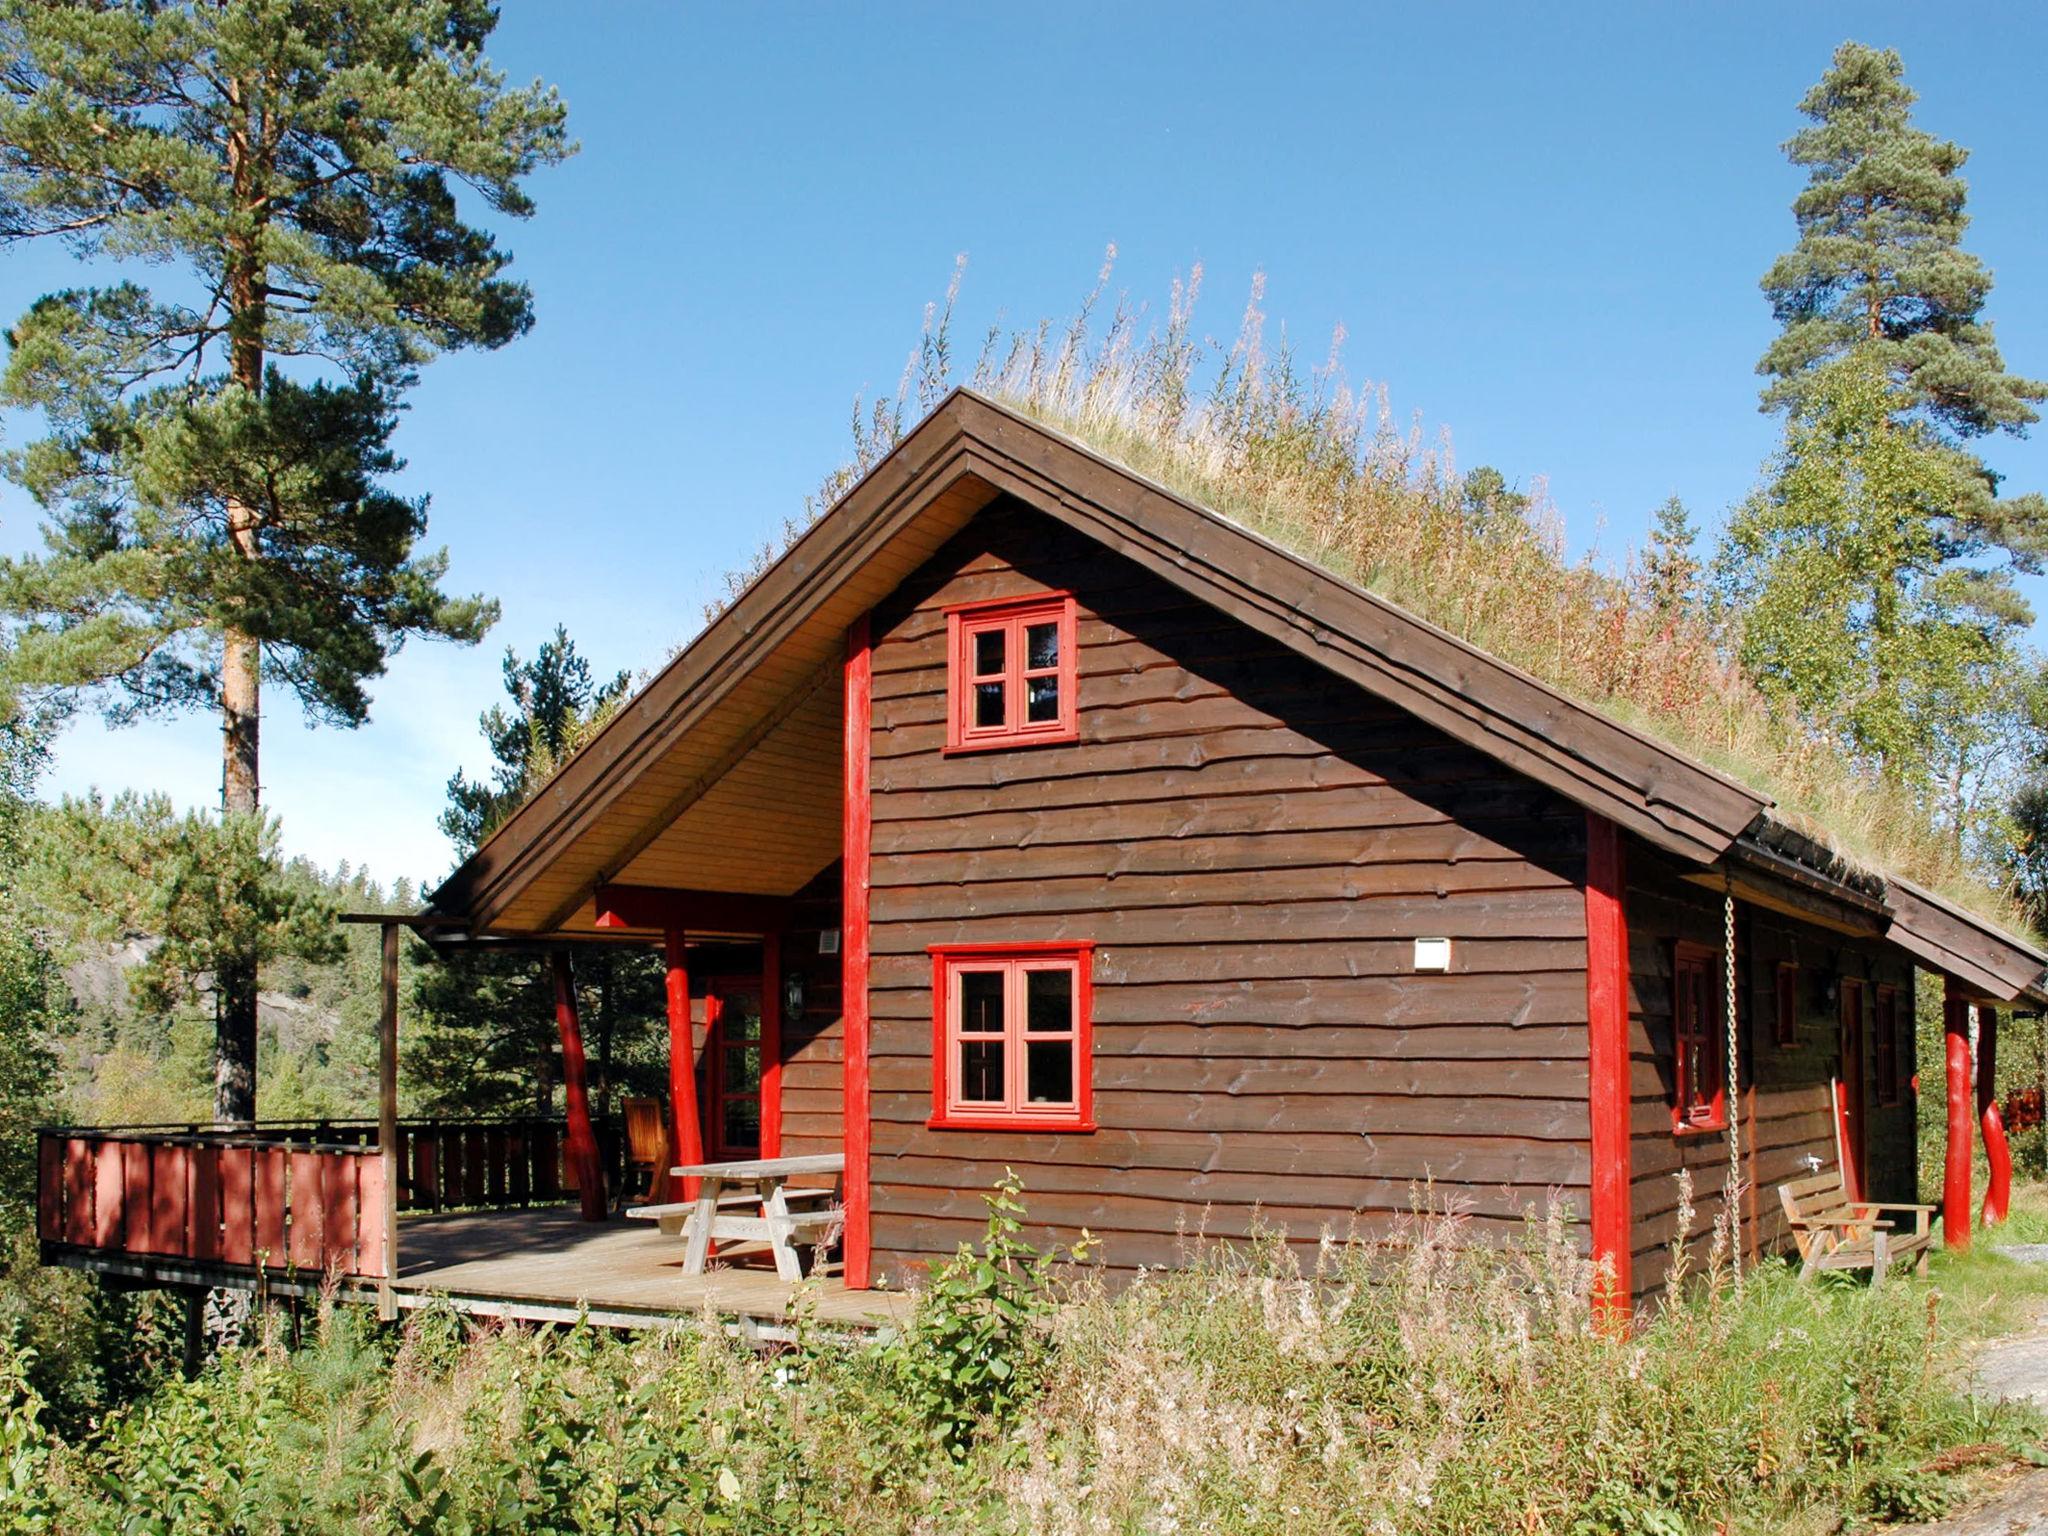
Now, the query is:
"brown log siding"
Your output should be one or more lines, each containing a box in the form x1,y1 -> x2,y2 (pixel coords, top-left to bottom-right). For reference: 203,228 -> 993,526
863,499 -> 1593,1282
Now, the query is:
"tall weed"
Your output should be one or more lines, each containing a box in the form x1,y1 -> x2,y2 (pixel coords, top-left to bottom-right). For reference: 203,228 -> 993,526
14,1185 -> 2037,1534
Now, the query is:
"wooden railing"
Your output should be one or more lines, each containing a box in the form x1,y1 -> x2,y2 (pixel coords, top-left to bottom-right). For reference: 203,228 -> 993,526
37,1127 -> 390,1278
36,1118 -> 624,1282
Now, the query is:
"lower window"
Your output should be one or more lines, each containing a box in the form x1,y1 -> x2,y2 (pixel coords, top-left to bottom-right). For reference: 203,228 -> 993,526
929,943 -> 1094,1130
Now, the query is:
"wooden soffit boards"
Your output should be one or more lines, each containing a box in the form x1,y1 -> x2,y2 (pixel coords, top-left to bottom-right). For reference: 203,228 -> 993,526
1882,877 -> 2048,1005
425,414 -> 1003,933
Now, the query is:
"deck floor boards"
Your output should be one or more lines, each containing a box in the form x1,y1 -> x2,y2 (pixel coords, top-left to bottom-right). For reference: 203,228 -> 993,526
394,1205 -> 908,1328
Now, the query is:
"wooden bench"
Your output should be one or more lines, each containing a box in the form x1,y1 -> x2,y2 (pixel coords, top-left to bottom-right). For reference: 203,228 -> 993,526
628,1153 -> 845,1282
1777,1166 -> 1936,1284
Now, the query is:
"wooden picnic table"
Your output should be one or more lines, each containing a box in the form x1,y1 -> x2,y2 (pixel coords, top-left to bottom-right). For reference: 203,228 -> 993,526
628,1152 -> 845,1281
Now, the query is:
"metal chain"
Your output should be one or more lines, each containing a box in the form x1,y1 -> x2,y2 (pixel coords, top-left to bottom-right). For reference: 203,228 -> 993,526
1724,884 -> 1743,1285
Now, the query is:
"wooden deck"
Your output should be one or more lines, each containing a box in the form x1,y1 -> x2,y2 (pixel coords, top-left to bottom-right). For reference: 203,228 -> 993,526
392,1204 -> 911,1335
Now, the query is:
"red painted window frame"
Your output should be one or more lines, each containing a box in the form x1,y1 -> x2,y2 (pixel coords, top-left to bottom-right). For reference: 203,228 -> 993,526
943,594 -> 1079,753
1774,961 -> 1799,1049
1874,983 -> 1901,1106
1671,940 -> 1727,1134
927,941 -> 1095,1131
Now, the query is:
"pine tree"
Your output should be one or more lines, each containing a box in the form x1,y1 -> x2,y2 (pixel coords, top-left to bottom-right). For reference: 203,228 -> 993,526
0,3 -> 570,1121
1726,40 -> 2048,844
1723,359 -> 2033,817
411,629 -> 659,1117
1642,497 -> 1701,620
442,627 -> 631,853
1758,41 -> 2048,576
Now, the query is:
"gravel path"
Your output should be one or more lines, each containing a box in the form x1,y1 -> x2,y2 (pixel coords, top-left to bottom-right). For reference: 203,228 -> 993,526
1895,1250 -> 2048,1534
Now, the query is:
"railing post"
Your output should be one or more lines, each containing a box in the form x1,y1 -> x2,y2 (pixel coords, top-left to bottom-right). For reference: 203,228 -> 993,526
377,919 -> 400,1318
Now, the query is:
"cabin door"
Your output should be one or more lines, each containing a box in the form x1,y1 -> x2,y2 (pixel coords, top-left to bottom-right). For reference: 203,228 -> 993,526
704,977 -> 765,1159
1838,979 -> 1867,1193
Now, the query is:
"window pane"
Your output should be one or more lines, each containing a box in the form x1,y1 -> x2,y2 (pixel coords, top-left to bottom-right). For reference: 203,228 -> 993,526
1025,1040 -> 1074,1104
723,1096 -> 760,1151
721,992 -> 760,1040
1026,621 -> 1059,670
1025,674 -> 1060,722
1025,968 -> 1072,1032
724,1044 -> 760,1093
974,680 -> 1006,728
959,970 -> 1005,1033
959,1039 -> 1005,1104
973,627 -> 1005,677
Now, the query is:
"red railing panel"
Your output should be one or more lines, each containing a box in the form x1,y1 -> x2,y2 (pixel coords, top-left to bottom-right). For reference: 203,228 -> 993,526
325,1155 -> 361,1274
122,1140 -> 153,1254
92,1140 -> 124,1249
150,1143 -> 189,1257
485,1127 -> 507,1204
219,1145 -> 254,1265
287,1150 -> 325,1270
533,1124 -> 560,1199
356,1155 -> 389,1279
462,1127 -> 486,1206
254,1146 -> 288,1262
192,1145 -> 222,1262
37,1136 -> 63,1243
62,1138 -> 95,1246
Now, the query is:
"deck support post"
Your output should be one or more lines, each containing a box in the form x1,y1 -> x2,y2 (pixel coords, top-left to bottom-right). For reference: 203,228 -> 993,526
1943,977 -> 1973,1250
1584,813 -> 1632,1322
377,919 -> 400,1318
1980,1003 -> 2011,1227
842,615 -> 874,1291
552,950 -> 608,1221
664,926 -> 705,1201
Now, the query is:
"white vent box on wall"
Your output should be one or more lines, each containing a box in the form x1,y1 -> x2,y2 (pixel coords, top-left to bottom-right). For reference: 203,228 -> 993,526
1412,937 -> 1452,973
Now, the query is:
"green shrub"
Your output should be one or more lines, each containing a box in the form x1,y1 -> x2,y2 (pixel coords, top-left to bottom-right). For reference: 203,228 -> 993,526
15,1182 -> 2041,1534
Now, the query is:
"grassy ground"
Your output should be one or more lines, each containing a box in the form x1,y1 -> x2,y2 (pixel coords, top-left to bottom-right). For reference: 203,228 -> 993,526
6,1177 -> 2048,1535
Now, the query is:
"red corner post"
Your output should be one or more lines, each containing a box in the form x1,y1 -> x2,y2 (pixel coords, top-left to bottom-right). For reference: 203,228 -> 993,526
1943,978 -> 1974,1250
1584,813 -> 1632,1320
1980,1003 -> 2011,1227
842,614 -> 874,1290
551,949 -> 608,1221
664,926 -> 705,1201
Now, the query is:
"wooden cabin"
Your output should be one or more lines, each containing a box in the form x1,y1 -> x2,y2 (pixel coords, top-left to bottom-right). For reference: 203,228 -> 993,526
37,391 -> 2048,1326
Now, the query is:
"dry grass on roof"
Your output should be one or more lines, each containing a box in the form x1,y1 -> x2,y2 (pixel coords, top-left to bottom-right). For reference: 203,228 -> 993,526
654,257 -> 2033,938
788,255 -> 2027,940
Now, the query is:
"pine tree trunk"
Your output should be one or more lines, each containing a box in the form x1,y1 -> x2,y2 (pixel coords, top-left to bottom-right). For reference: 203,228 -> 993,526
215,79 -> 266,1128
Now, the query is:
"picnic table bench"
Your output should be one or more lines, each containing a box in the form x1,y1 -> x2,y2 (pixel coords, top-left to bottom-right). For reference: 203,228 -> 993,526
627,1153 -> 844,1281
1777,1165 -> 1935,1284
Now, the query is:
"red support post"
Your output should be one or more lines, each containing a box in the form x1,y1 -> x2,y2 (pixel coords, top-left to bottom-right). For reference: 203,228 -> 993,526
843,614 -> 875,1290
1943,977 -> 1974,1250
551,949 -> 608,1222
664,925 -> 705,1201
1980,1003 -> 2011,1227
1584,813 -> 1633,1321
761,931 -> 783,1159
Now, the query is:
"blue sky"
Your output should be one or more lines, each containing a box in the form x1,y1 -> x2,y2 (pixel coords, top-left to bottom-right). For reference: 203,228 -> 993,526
4,3 -> 2047,890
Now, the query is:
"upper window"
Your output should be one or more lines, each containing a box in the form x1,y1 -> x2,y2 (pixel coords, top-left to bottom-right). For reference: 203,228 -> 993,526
929,943 -> 1093,1130
1672,942 -> 1727,1133
945,595 -> 1078,752
1875,984 -> 1902,1106
1774,962 -> 1799,1049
